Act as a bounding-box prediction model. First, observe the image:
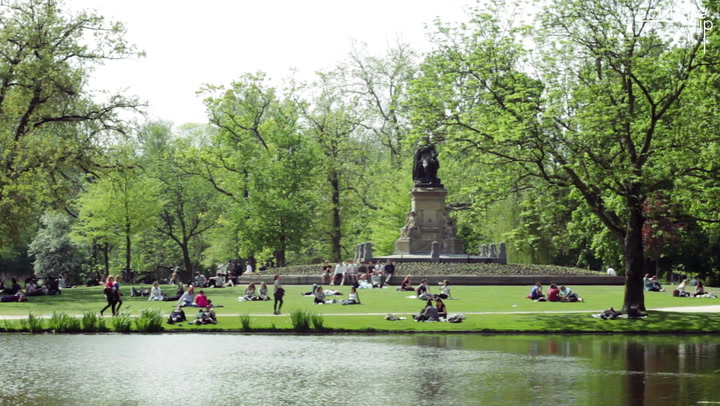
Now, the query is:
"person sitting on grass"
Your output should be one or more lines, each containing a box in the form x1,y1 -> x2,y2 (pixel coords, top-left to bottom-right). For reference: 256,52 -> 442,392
438,280 -> 452,299
559,285 -> 582,302
397,275 -> 413,292
166,283 -> 185,302
148,281 -> 166,301
241,283 -> 257,301
435,297 -> 447,319
25,279 -> 46,296
528,282 -> 545,300
176,285 -> 195,307
415,299 -> 439,322
1,278 -> 22,296
258,282 -> 270,301
547,284 -> 560,302
342,286 -> 360,305
194,290 -> 209,308
314,286 -> 327,304
627,304 -> 647,318
675,279 -> 689,297
694,281 -> 707,297
644,274 -> 664,292
416,279 -> 432,300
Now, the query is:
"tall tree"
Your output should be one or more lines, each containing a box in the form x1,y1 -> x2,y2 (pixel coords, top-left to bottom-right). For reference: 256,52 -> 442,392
73,163 -> 162,276
0,0 -> 141,246
200,73 -> 319,266
28,212 -> 88,283
408,0 -> 719,311
139,122 -> 221,280
343,40 -> 419,166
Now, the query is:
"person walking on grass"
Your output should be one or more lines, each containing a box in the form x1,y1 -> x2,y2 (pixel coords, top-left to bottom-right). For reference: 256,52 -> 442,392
100,276 -> 118,316
273,275 -> 285,315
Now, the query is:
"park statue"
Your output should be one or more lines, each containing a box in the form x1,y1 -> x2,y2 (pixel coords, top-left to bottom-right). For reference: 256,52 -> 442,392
400,211 -> 419,238
412,142 -> 441,186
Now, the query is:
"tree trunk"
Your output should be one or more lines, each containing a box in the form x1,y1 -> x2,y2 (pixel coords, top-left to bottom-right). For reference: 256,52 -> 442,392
125,222 -> 132,281
330,171 -> 342,261
103,242 -> 110,276
622,203 -> 646,312
274,234 -> 287,267
181,242 -> 193,283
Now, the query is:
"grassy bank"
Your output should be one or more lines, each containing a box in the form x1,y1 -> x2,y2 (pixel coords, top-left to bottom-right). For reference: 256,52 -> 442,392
1,283 -> 718,334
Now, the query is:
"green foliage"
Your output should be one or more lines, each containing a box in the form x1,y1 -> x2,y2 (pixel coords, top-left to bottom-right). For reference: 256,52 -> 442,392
239,313 -> 253,331
0,0 -> 141,246
406,0 -> 720,308
80,311 -> 105,332
135,309 -> 164,332
28,212 -> 88,281
112,312 -> 133,333
309,313 -> 325,330
199,73 -> 322,266
20,313 -> 45,333
289,309 -> 312,332
140,122 -> 222,276
48,312 -> 82,333
73,163 -> 164,273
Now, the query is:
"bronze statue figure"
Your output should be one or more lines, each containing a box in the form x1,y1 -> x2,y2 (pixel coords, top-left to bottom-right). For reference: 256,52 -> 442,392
413,143 -> 441,186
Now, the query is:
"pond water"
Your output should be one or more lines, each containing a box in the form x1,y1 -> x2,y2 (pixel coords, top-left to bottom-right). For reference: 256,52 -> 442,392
0,334 -> 718,405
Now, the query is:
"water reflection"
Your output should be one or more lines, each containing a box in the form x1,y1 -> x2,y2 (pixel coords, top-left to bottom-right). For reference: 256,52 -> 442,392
0,334 -> 717,406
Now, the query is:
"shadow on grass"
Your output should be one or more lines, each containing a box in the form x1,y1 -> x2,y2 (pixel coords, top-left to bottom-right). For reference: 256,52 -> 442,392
531,311 -> 720,334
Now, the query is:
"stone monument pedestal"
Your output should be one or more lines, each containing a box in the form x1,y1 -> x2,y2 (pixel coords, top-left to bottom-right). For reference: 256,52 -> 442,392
394,186 -> 464,255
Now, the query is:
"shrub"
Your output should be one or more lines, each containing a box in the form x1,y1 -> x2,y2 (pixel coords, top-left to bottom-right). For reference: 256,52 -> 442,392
289,309 -> 311,332
81,311 -> 102,332
48,312 -> 81,333
310,313 -> 325,330
20,313 -> 45,333
112,311 -> 133,333
1,320 -> 16,332
135,309 -> 164,332
239,313 -> 253,331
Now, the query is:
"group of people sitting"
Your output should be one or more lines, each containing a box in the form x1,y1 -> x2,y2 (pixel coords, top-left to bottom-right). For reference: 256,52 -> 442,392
414,297 -> 448,321
296,284 -> 355,305
412,278 -> 452,301
673,278 -> 714,298
166,304 -> 217,325
320,259 -> 396,288
174,285 -> 216,307
238,283 -> 271,301
0,276 -> 64,302
528,282 -> 583,302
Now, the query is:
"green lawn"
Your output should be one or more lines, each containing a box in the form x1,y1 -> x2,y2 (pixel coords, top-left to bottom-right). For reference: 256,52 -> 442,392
1,283 -> 719,333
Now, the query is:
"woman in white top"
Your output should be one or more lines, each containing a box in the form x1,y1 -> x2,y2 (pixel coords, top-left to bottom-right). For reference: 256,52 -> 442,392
148,281 -> 165,301
241,283 -> 257,301
439,280 -> 452,299
342,286 -> 360,305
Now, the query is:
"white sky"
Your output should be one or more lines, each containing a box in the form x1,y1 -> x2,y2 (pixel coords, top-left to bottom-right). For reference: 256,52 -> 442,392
67,0 -> 477,126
